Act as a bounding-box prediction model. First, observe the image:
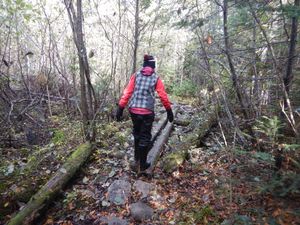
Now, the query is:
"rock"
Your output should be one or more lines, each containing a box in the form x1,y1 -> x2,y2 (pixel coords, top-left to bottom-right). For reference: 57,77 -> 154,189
113,151 -> 126,159
25,128 -> 38,145
130,202 -> 154,221
107,180 -> 131,205
99,215 -> 128,225
133,180 -> 154,199
162,150 -> 189,173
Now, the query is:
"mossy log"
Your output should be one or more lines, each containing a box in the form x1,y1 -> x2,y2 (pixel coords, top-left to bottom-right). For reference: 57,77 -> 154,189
7,142 -> 92,225
162,108 -> 219,173
147,108 -> 178,173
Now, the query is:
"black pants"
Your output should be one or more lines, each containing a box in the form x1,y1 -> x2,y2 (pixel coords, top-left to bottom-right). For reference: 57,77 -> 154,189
130,112 -> 154,149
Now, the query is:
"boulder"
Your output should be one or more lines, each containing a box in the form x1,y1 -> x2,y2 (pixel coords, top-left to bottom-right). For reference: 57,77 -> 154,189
130,202 -> 154,221
107,180 -> 131,205
133,180 -> 154,199
99,215 -> 128,225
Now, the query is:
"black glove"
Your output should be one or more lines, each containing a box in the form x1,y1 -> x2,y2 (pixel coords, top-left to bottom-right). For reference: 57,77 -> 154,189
116,106 -> 124,121
167,109 -> 174,122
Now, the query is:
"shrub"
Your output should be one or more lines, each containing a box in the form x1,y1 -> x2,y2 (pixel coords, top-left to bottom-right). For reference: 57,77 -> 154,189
170,79 -> 197,97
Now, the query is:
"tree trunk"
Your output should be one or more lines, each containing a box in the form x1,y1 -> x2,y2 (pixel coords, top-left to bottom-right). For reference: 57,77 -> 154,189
283,0 -> 299,96
222,0 -> 255,139
223,0 -> 248,119
147,108 -> 178,173
7,142 -> 92,225
64,0 -> 97,141
132,0 -> 140,74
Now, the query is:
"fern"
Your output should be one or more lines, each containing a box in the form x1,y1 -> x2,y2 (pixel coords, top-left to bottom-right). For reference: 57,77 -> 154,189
254,116 -> 284,144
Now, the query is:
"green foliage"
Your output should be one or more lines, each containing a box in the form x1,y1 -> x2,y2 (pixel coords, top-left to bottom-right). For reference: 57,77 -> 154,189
115,132 -> 126,146
228,6 -> 252,29
254,116 -> 284,144
51,129 -> 66,145
234,149 -> 274,163
170,80 -> 197,97
260,172 -> 300,197
280,5 -> 300,18
179,205 -> 218,224
253,151 -> 274,162
173,18 -> 205,29
221,214 -> 252,225
193,206 -> 215,223
0,0 -> 34,22
141,0 -> 151,10
282,144 -> 300,152
63,191 -> 78,206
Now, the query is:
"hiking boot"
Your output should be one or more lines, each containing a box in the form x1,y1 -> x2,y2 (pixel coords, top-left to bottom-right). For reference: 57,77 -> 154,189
129,160 -> 139,172
140,162 -> 150,171
139,145 -> 151,173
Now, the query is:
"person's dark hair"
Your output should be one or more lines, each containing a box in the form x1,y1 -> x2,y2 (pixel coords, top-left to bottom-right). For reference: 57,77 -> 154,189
143,54 -> 155,69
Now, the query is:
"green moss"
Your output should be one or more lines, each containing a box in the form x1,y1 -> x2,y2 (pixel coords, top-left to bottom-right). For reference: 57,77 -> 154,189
162,150 -> 189,173
194,206 -> 215,223
0,182 -> 7,193
178,205 -> 218,224
51,129 -> 66,145
7,142 -> 92,225
115,132 -> 126,145
20,148 -> 29,156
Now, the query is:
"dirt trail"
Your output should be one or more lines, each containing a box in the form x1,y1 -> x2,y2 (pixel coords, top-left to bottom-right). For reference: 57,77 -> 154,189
41,103 -> 200,225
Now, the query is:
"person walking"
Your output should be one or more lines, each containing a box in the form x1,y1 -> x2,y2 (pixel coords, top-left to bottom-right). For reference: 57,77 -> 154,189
116,54 -> 174,173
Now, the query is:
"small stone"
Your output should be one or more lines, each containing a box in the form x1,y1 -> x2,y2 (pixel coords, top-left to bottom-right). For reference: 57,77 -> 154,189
108,169 -> 116,178
101,200 -> 110,207
5,164 -> 14,176
60,168 -> 67,174
253,176 -> 260,182
100,215 -> 128,225
82,176 -> 89,184
107,180 -> 131,205
230,165 -> 237,173
202,194 -> 209,202
130,202 -> 154,221
114,151 -> 126,159
133,180 -> 154,199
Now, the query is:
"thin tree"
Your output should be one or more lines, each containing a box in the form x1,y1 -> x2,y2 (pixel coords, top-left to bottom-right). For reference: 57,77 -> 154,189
221,0 -> 255,139
132,0 -> 140,74
283,0 -> 299,98
64,0 -> 97,141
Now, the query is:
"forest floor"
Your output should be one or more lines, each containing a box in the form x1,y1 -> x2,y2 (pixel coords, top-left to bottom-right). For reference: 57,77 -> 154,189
1,100 -> 300,225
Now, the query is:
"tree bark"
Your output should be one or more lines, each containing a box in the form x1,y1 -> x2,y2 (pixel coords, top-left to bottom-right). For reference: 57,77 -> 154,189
222,0 -> 255,139
283,0 -> 299,96
151,113 -> 169,142
64,0 -> 97,141
7,142 -> 92,225
161,108 -> 219,173
223,0 -> 249,120
132,0 -> 140,74
147,108 -> 178,173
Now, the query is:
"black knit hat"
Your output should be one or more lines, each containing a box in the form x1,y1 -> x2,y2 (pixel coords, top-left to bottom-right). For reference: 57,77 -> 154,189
143,54 -> 156,69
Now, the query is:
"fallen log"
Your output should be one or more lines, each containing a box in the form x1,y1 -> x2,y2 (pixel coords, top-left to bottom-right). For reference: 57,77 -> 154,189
151,113 -> 168,142
162,108 -> 220,173
8,142 -> 92,225
147,108 -> 178,173
173,119 -> 190,127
